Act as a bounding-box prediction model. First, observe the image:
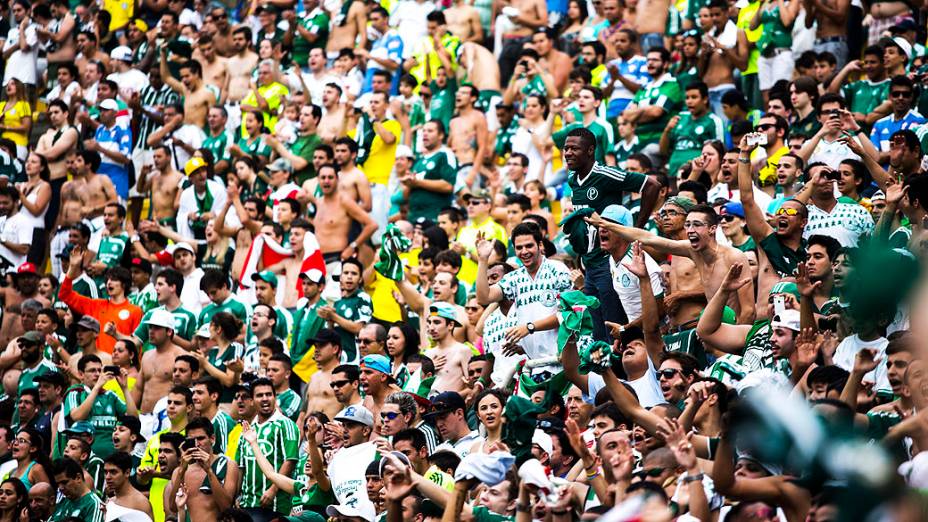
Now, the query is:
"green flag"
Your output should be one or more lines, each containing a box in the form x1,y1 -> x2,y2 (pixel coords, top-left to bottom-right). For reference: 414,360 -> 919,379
374,224 -> 412,281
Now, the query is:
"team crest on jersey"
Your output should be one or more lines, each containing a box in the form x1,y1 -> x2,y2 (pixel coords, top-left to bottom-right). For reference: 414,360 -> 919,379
586,187 -> 599,200
542,291 -> 557,307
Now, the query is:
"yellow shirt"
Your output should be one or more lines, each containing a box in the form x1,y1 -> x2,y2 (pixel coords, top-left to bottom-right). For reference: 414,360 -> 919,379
103,0 -> 133,31
103,376 -> 137,403
752,145 -> 788,185
456,217 -> 508,286
366,271 -> 403,323
0,100 -> 31,147
225,423 -> 243,461
362,119 -> 402,185
240,82 -> 290,138
736,0 -> 763,75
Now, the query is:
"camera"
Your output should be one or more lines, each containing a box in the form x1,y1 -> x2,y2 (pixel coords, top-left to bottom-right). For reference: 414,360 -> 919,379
103,365 -> 120,376
518,60 -> 529,68
181,438 -> 197,452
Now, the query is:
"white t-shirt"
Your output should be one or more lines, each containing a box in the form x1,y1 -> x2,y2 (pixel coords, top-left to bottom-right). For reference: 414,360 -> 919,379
167,124 -> 206,171
181,267 -> 208,314
482,306 -> 522,388
833,334 -> 890,394
808,135 -> 862,170
586,357 -> 666,409
497,258 -> 573,362
3,23 -> 38,85
0,213 -> 31,267
706,183 -> 773,210
391,0 -> 436,57
47,81 -> 82,106
328,441 -> 377,508
108,69 -> 150,103
435,430 -> 482,459
609,249 -> 664,323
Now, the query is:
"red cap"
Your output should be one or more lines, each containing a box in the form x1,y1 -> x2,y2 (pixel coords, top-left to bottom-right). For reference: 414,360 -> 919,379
16,263 -> 37,275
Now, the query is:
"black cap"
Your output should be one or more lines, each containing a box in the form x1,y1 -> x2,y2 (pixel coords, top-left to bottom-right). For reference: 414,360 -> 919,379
34,371 -> 66,388
423,391 -> 466,420
116,414 -> 147,442
129,257 -> 153,273
308,328 -> 341,348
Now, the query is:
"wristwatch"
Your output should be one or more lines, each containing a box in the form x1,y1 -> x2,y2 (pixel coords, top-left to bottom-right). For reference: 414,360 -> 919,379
526,322 -> 536,334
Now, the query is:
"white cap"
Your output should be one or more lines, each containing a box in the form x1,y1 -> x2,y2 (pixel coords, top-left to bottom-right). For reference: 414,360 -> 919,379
334,404 -> 374,427
326,501 -> 376,522
532,429 -> 553,455
110,45 -> 133,62
771,310 -> 801,332
893,36 -> 913,59
146,309 -> 176,330
98,98 -> 119,111
299,268 -> 325,283
196,324 -> 211,339
169,242 -> 195,255
395,144 -> 414,159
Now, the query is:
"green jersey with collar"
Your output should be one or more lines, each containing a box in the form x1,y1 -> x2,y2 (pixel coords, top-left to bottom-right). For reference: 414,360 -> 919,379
198,295 -> 252,329
202,129 -> 233,164
211,410 -> 237,454
129,283 -> 158,315
236,412 -> 300,513
614,136 -> 643,169
62,384 -> 127,458
134,305 -> 198,351
50,491 -> 104,522
842,79 -> 890,121
552,121 -> 613,164
667,110 -> 725,177
334,290 -> 373,364
409,147 -> 457,221
631,74 -> 683,145
566,162 -> 649,213
277,388 -> 303,421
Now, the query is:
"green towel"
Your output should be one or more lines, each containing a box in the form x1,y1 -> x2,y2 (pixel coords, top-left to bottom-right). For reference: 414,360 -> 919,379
373,224 -> 412,281
556,291 -> 614,374
502,395 -> 549,466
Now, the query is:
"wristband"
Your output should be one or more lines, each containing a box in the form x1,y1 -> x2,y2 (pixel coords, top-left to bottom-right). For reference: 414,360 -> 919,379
516,503 -> 530,513
682,472 -> 705,483
738,157 -> 750,164
551,510 -> 569,515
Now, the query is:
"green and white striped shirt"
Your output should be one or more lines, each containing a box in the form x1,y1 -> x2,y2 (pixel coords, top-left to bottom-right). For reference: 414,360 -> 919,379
236,411 -> 299,513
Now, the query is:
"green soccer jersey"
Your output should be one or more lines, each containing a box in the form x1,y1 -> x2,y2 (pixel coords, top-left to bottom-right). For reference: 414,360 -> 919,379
72,274 -> 100,299
198,295 -> 252,329
428,78 -> 457,129
277,388 -> 302,421
203,129 -> 233,164
334,290 -> 373,364
565,162 -> 649,213
18,360 -> 56,397
291,9 -> 330,66
49,491 -> 104,522
62,384 -> 127,458
135,305 -> 198,351
553,121 -> 613,165
237,135 -> 273,160
291,300 -> 327,363
212,410 -> 238,454
95,232 -> 128,267
291,133 -> 322,184
631,74 -> 683,145
667,111 -> 725,177
793,110 -> 821,139
614,137 -> 643,169
841,79 -> 890,120
494,116 -> 520,160
129,283 -> 158,315
236,411 -> 300,513
408,147 -> 457,221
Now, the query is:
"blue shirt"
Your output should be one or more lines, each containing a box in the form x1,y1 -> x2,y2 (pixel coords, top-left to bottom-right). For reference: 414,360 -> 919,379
870,109 -> 926,152
605,55 -> 650,117
363,29 -> 404,94
94,123 -> 133,199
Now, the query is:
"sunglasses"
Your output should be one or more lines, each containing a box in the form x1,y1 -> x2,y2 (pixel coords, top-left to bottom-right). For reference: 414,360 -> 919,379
638,467 -> 666,478
683,220 -> 708,228
891,90 -> 912,98
329,380 -> 351,389
720,214 -> 738,222
380,411 -> 401,420
775,207 -> 800,216
755,123 -> 775,131
658,368 -> 683,380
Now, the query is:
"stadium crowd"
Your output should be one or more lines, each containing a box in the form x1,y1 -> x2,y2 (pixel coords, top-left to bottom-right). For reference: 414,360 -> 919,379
0,0 -> 925,520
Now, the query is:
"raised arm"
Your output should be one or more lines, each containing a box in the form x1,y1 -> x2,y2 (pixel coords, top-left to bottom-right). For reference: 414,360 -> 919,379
695,263 -> 754,353
737,135 -> 774,242
475,236 -> 504,305
586,213 -> 691,257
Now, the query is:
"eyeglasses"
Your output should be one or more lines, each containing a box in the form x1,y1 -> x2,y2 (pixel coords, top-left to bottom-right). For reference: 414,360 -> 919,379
755,123 -> 775,131
775,207 -> 800,216
380,411 -> 401,420
658,368 -> 683,380
720,214 -> 738,222
891,90 -> 912,98
820,108 -> 841,116
465,306 -> 481,312
658,209 -> 681,219
330,380 -> 351,389
467,199 -> 488,206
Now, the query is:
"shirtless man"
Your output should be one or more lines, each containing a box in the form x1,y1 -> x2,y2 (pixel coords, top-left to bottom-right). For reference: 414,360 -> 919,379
136,145 -> 182,226
531,28 -> 572,93
805,0 -> 850,68
423,303 -> 472,395
193,35 -> 228,102
699,0 -> 748,113
265,220 -> 317,308
458,42 -> 500,92
103,453 -> 154,520
318,84 -> 348,144
60,150 -> 118,220
34,100 -> 79,184
496,0 -> 548,85
167,417 -> 239,521
131,310 -> 185,413
74,30 -> 111,79
304,329 -> 343,420
160,48 -> 212,127
207,7 -> 234,56
445,0 -> 484,43
359,355 -> 401,426
226,27 -> 259,103
325,0 -> 367,57
589,204 -> 756,324
448,85 -> 489,184
311,164 -> 377,260
333,138 -> 373,211
654,198 -> 701,296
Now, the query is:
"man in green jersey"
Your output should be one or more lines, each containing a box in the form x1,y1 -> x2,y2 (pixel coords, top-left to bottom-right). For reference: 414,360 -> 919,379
285,0 -> 329,67
236,377 -> 299,520
561,127 -> 660,340
49,457 -> 105,522
831,45 -> 889,130
291,269 -> 327,370
550,86 -> 614,165
198,268 -> 252,328
192,377 -> 237,455
266,104 -> 323,184
268,353 -> 302,422
660,81 -> 725,178
64,355 -> 137,459
132,268 -> 198,351
401,120 -> 456,222
622,47 -> 683,152
202,106 -> 234,175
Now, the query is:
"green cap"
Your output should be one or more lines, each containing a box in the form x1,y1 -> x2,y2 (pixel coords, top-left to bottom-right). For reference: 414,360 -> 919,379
664,196 -> 696,213
20,331 -> 42,344
428,302 -> 460,325
769,281 -> 800,300
251,270 -> 279,288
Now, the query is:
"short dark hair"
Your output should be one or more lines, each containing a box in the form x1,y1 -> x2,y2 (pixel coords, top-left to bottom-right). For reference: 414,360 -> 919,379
393,428 -> 426,449
685,81 -> 709,99
677,180 -> 708,204
506,193 -> 531,210
426,10 -> 446,24
565,127 -> 596,149
78,354 -> 102,373
104,451 -> 133,472
434,249 -> 462,270
156,268 -> 184,296
186,416 -> 215,438
193,377 -> 222,399
169,385 -> 193,405
511,222 -> 543,244
687,203 -> 719,226
175,354 -> 200,374
200,269 -> 230,292
659,351 -> 699,376
250,377 -> 274,396
333,364 -> 360,382
51,458 -> 83,479
816,92 -> 847,112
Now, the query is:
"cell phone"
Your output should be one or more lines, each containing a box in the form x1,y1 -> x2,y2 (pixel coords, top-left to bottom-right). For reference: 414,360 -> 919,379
103,365 -> 120,375
181,438 -> 197,452
772,295 -> 786,315
518,59 -> 528,68
746,132 -> 767,147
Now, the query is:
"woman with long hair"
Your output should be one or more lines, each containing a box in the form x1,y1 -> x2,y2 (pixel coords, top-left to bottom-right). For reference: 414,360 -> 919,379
385,323 -> 421,389
17,153 -> 52,265
198,220 -> 235,274
0,478 -> 27,522
510,94 -> 553,184
686,140 -> 725,189
0,79 -> 32,160
672,30 -> 702,93
557,0 -> 589,57
103,339 -> 141,402
196,312 -> 245,402
470,389 -> 508,454
2,428 -> 50,491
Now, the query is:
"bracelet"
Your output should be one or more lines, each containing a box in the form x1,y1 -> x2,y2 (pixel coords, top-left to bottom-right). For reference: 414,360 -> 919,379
586,471 -> 600,480
551,509 -> 569,515
682,472 -> 705,483
738,157 -> 750,164
515,503 -> 530,513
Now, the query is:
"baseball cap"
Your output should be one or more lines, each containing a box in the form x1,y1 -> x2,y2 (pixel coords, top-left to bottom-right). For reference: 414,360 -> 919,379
20,331 -> 42,344
268,157 -> 292,173
184,157 -> 207,176
115,415 -> 147,443
15,262 -> 37,276
532,429 -> 553,455
360,354 -> 392,376
423,391 -> 466,420
395,144 -> 414,159
891,18 -> 919,34
169,242 -> 196,256
308,328 -> 341,348
251,270 -> 279,288
196,323 -> 211,339
463,188 -> 492,202
771,310 -> 801,332
664,196 -> 695,213
110,45 -> 133,62
722,201 -> 745,219
99,98 -> 119,111
871,190 -> 886,202
428,302 -> 460,325
64,421 -> 95,436
298,268 -> 325,284
145,309 -> 176,330
882,36 -> 913,59
77,316 -> 101,333
255,4 -> 278,14
129,257 -> 152,273
769,281 -> 801,301
326,502 -> 376,522
34,371 -> 66,388
334,405 -> 374,427
601,204 -> 633,227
